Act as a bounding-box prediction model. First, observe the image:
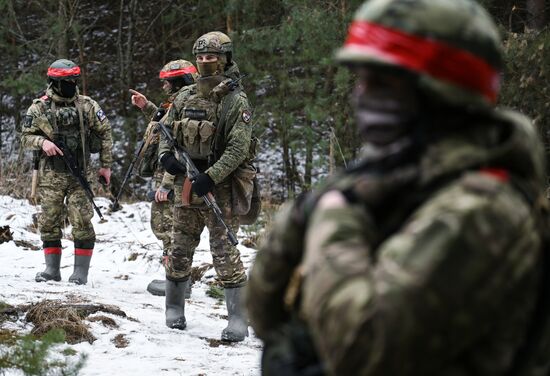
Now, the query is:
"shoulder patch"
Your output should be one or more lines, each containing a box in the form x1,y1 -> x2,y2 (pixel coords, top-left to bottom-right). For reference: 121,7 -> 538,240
23,115 -> 33,128
96,109 -> 107,122
242,110 -> 252,124
40,95 -> 49,101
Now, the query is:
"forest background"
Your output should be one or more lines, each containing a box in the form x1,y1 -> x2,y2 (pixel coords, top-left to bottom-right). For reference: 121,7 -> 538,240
0,0 -> 548,201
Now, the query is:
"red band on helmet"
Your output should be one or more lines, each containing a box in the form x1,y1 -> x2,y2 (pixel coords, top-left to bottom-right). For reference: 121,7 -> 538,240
344,21 -> 500,103
159,66 -> 198,79
479,168 -> 510,182
47,66 -> 81,78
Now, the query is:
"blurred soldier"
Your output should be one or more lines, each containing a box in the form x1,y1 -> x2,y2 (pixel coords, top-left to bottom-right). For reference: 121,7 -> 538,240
247,0 -> 550,375
158,31 -> 256,342
129,60 -> 198,296
21,59 -> 113,285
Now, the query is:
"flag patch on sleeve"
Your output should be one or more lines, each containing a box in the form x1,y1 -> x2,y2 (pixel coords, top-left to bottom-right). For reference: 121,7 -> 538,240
96,110 -> 106,122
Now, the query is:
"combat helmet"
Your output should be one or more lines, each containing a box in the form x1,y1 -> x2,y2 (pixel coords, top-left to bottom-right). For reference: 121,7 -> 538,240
47,59 -> 81,81
336,0 -> 503,107
193,31 -> 233,60
159,59 -> 198,86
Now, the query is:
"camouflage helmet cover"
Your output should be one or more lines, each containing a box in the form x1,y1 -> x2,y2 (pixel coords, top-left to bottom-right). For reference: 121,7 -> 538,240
159,59 -> 198,81
47,59 -> 81,80
336,0 -> 503,106
192,31 -> 233,57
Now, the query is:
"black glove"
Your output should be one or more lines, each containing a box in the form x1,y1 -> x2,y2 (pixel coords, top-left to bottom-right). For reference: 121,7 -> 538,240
160,153 -> 186,175
191,173 -> 215,197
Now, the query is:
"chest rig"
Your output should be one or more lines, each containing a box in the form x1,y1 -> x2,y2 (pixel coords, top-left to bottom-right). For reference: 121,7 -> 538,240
45,98 -> 87,172
173,77 -> 236,164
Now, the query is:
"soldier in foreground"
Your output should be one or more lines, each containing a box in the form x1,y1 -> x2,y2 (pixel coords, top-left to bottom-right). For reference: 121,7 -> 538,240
247,0 -> 550,375
158,32 -> 256,342
129,60 -> 198,296
21,59 -> 113,285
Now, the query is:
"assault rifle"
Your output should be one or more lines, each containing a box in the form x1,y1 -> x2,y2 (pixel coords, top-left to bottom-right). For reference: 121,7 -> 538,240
157,120 -> 238,246
111,107 -> 166,211
49,137 -> 104,221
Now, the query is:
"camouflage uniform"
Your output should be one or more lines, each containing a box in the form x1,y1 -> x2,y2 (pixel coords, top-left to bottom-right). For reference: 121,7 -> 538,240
158,61 -> 253,287
247,1 -> 550,375
22,59 -> 112,285
22,88 -> 112,245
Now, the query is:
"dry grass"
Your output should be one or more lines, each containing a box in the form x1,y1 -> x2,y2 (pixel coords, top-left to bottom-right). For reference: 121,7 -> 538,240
191,263 -> 213,283
26,301 -> 96,345
87,315 -> 118,328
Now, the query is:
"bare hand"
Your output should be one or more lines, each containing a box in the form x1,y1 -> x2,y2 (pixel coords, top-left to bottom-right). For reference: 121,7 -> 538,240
98,167 -> 112,185
155,188 -> 169,202
129,89 -> 148,109
42,139 -> 63,156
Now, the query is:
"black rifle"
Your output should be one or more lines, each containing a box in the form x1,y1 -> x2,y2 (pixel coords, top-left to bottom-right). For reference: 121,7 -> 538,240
50,138 -> 104,221
111,107 -> 166,211
157,120 -> 238,246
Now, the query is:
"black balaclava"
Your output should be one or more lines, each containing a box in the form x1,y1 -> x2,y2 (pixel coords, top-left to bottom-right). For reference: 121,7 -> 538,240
51,79 -> 77,98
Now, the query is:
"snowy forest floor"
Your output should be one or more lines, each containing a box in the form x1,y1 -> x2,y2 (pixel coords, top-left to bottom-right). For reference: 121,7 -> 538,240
0,195 -> 262,375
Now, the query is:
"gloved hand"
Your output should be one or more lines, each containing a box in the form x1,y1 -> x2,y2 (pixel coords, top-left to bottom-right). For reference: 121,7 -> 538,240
191,173 -> 215,197
160,153 -> 186,175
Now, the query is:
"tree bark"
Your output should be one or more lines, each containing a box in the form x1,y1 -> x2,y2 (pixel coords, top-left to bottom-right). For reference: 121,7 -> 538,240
57,0 -> 69,58
526,0 -> 546,30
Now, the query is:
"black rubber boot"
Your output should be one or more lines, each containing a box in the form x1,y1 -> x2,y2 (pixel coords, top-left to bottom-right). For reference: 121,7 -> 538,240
35,248 -> 62,282
68,249 -> 92,285
165,279 -> 189,330
148,279 -> 192,298
221,287 -> 249,342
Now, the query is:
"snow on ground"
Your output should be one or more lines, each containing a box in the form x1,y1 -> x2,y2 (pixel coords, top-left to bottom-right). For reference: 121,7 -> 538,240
0,195 -> 262,375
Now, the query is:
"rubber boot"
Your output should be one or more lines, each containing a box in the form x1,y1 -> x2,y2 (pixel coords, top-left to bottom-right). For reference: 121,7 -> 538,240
35,245 -> 62,282
221,287 -> 249,342
68,248 -> 92,285
165,279 -> 189,330
148,279 -> 192,298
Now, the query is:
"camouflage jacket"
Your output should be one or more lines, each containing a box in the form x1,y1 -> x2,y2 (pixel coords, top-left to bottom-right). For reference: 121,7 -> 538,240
247,109 -> 548,376
158,62 -> 254,184
21,88 -> 113,168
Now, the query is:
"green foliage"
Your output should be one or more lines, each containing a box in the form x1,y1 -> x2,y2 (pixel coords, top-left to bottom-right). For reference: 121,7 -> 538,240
206,285 -> 225,301
0,329 -> 86,375
501,29 -> 550,161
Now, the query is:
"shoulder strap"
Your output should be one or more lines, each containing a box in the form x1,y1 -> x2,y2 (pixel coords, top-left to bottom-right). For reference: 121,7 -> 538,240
75,96 -> 87,171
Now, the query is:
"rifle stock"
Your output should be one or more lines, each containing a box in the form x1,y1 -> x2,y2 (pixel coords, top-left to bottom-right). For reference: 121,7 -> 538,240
158,120 -> 238,246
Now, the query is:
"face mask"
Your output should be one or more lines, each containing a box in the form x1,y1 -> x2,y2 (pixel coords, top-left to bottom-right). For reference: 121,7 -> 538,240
54,80 -> 77,98
197,61 -> 219,77
353,85 -> 419,146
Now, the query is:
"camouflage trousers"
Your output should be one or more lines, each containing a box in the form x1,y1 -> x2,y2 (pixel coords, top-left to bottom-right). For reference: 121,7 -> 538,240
166,181 -> 246,287
151,197 -> 173,254
38,169 -> 95,244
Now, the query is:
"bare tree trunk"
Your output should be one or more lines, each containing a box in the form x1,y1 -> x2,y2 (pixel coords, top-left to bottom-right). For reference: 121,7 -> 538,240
57,0 -> 69,57
304,127 -> 313,189
526,0 -> 546,30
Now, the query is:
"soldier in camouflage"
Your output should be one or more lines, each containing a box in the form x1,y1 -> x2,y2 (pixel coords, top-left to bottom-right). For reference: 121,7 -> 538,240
158,31 -> 255,342
21,59 -> 113,285
247,0 -> 550,375
129,59 -> 198,296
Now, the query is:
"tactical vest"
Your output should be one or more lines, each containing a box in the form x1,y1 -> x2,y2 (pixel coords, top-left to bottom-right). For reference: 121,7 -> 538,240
45,100 -> 87,172
173,87 -> 218,162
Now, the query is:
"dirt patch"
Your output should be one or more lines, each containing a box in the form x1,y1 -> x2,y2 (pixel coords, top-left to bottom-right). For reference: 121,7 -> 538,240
0,328 -> 19,345
199,337 -> 235,348
191,263 -> 213,283
88,315 -> 118,328
127,253 -> 139,261
112,333 -> 129,348
114,274 -> 129,280
13,239 -> 40,250
0,226 -> 13,244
